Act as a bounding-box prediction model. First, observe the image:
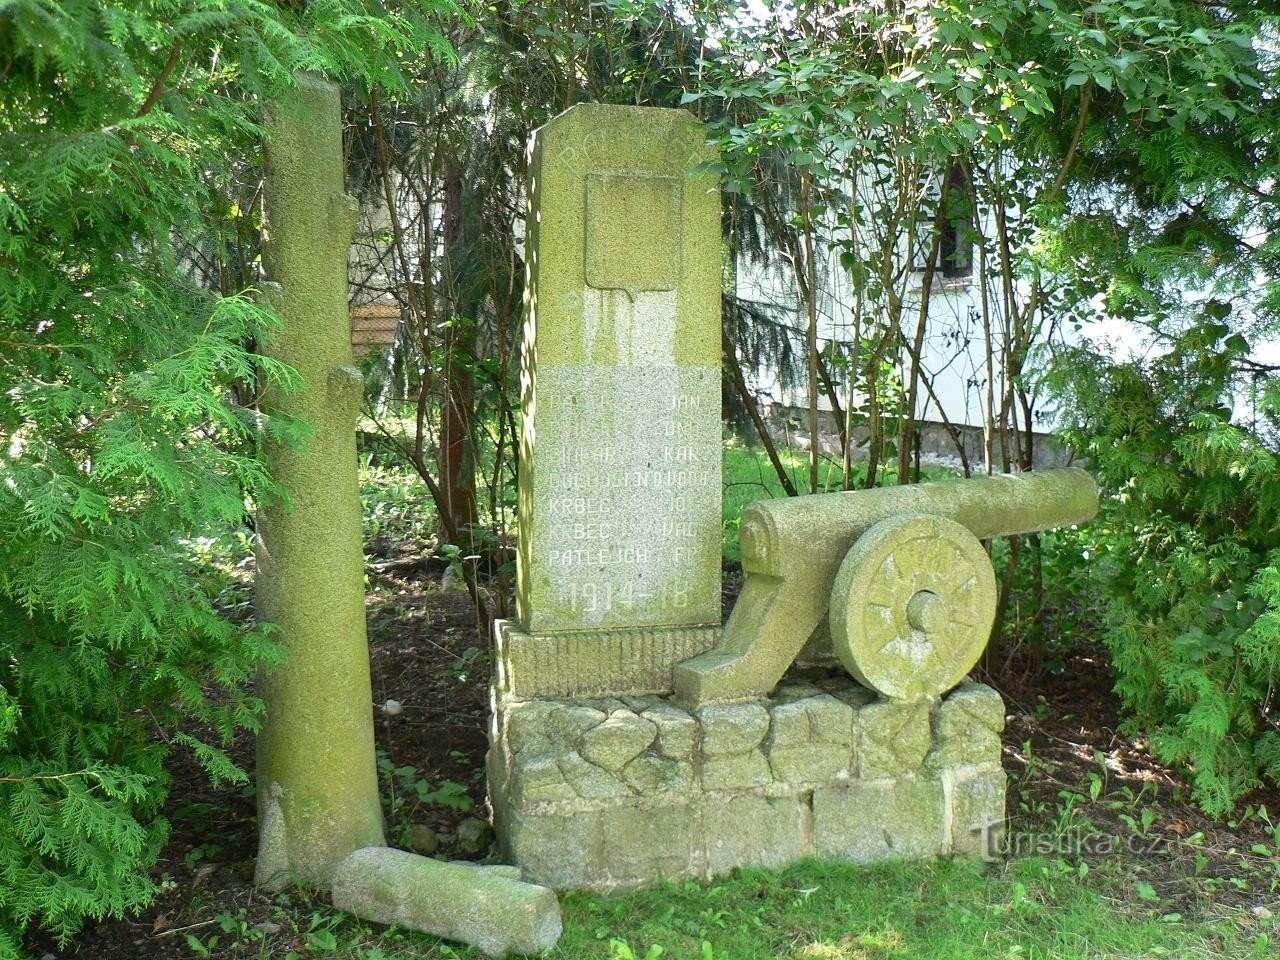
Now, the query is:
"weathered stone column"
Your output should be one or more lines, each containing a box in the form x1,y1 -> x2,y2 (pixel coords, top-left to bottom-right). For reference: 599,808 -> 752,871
497,104 -> 723,699
254,74 -> 384,888
331,848 -> 562,958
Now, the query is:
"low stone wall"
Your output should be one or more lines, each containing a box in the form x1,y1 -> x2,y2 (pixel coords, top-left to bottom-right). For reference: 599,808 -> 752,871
758,404 -> 1077,471
489,676 -> 1007,891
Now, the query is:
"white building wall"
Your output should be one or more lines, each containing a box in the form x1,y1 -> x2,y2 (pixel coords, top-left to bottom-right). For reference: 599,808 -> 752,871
734,214 -> 1007,431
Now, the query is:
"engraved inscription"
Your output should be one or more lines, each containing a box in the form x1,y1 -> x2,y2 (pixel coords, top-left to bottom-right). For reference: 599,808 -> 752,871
564,581 -> 694,615
530,364 -> 720,631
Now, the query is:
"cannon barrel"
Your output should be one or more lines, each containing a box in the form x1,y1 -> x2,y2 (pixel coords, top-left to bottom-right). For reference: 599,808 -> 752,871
674,468 -> 1099,706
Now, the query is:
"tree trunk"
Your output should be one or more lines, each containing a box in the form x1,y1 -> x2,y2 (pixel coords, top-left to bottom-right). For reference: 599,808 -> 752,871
439,374 -> 478,537
254,74 -> 384,889
800,171 -> 821,494
899,166 -> 952,485
815,347 -> 849,462
438,164 -> 480,542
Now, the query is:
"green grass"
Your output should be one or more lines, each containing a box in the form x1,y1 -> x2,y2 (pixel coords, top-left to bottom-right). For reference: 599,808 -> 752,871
722,440 -> 795,559
721,439 -> 851,562
188,855 -> 1270,959
557,857 -> 1261,960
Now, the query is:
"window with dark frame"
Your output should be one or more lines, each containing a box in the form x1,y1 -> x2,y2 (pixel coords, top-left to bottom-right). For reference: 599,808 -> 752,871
912,162 -> 975,281
940,164 -> 974,280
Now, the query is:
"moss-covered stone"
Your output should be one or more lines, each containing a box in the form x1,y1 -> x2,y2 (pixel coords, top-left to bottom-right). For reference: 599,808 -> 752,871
765,695 -> 855,783
462,863 -> 525,881
503,701 -> 563,754
505,700 -> 609,757
768,745 -> 852,784
505,810 -> 604,889
641,701 -> 699,760
510,105 -> 723,700
829,515 -> 998,700
827,684 -> 876,710
331,847 -> 561,959
494,622 -> 722,700
772,695 -> 854,747
623,695 -> 662,712
942,683 -> 1005,736
674,469 -> 1100,705
703,795 -> 813,875
622,754 -> 694,794
927,682 -> 1005,772
767,699 -> 815,749
697,703 -> 770,756
578,712 -> 658,771
507,753 -> 566,804
602,803 -> 702,888
490,679 -> 1006,891
813,779 -> 946,863
950,769 -> 1007,858
558,750 -> 632,800
773,681 -> 826,702
701,749 -> 772,791
859,699 -> 933,779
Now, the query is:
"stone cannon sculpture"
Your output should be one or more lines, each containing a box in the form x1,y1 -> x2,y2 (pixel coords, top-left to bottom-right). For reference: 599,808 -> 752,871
488,104 -> 1103,894
676,468 -> 1099,706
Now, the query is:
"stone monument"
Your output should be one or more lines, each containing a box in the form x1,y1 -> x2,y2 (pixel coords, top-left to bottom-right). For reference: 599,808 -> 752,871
497,102 -> 723,700
489,103 -> 1101,892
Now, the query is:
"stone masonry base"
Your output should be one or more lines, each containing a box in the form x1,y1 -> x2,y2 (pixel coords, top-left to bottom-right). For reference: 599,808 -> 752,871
488,675 -> 1007,892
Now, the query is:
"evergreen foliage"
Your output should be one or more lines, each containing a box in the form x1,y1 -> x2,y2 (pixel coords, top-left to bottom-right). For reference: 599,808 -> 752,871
1025,0 -> 1280,814
0,0 -> 449,950
1046,319 -> 1280,814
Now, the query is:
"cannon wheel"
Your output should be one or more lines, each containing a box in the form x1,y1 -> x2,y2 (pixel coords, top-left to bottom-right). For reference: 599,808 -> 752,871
829,513 -> 998,701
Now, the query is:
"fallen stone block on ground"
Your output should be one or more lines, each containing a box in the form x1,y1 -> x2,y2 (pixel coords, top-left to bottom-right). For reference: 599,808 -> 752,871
331,846 -> 561,957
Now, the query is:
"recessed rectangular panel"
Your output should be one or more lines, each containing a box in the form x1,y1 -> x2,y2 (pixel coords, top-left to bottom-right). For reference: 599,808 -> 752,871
585,174 -> 680,295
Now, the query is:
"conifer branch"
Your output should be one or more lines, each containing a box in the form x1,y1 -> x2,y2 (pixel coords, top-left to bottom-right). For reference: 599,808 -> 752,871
135,40 -> 183,120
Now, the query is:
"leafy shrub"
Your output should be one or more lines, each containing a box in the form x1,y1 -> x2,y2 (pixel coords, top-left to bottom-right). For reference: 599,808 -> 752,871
1044,319 -> 1280,814
361,458 -> 441,548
